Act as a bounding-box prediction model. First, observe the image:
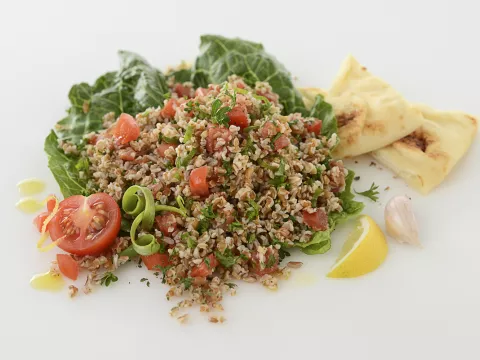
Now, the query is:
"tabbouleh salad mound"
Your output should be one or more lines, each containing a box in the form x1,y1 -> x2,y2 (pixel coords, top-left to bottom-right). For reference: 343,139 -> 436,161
34,35 -> 364,319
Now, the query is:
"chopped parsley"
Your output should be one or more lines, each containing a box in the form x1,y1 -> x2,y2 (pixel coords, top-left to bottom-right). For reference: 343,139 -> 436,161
204,257 -> 211,269
210,99 -> 231,126
215,249 -> 238,268
201,203 -> 216,219
100,272 -> 118,287
183,125 -> 194,143
180,277 -> 193,290
241,137 -> 255,155
223,159 -> 233,176
182,233 -> 197,249
269,158 -> 287,187
247,233 -> 256,243
246,199 -> 259,221
355,182 -> 380,202
311,188 -> 323,207
225,282 -> 238,289
265,254 -> 276,268
153,264 -> 172,284
228,221 -> 243,232
175,148 -> 197,167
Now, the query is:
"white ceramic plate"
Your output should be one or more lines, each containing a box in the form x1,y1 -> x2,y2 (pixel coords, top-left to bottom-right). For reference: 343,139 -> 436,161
2,1 -> 480,359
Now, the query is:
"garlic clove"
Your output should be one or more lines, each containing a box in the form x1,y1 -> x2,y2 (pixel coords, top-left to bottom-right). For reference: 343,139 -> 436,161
384,195 -> 421,247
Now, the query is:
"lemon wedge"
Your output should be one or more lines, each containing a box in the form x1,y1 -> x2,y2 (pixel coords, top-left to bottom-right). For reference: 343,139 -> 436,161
327,215 -> 388,278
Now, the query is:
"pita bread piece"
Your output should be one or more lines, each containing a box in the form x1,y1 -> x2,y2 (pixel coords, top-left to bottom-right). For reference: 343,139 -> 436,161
327,55 -> 424,158
372,104 -> 478,194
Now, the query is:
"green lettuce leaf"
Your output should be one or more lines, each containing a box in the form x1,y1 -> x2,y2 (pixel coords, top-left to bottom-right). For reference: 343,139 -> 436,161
329,170 -> 364,226
296,230 -> 332,255
47,51 -> 169,197
192,35 -> 307,115
296,170 -> 364,255
54,51 -> 168,145
44,131 -> 89,198
167,68 -> 193,83
309,94 -> 338,139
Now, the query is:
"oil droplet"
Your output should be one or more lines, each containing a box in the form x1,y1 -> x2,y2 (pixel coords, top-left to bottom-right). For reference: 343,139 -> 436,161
17,178 -> 46,196
293,272 -> 318,287
30,271 -> 65,292
16,197 -> 44,214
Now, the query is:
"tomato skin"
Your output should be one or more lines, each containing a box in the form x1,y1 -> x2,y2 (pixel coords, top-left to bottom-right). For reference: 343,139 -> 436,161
194,87 -> 209,97
227,106 -> 249,129
302,209 -> 329,231
156,143 -> 177,158
141,253 -> 170,271
155,212 -> 178,236
174,83 -> 192,98
49,193 -> 121,256
261,122 -> 278,138
190,254 -> 218,277
306,119 -> 323,135
206,127 -> 231,153
251,248 -> 279,276
113,113 -> 140,145
57,254 -> 79,280
274,134 -> 290,151
47,197 -> 57,213
160,99 -> 178,119
33,212 -> 50,232
189,166 -> 209,197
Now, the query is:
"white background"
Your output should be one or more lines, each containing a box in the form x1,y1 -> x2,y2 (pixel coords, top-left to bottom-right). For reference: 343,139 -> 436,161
1,0 -> 479,359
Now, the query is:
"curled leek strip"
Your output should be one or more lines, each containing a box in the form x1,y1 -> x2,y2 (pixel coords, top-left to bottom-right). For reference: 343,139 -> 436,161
129,212 -> 159,256
122,186 -> 158,256
122,185 -> 155,230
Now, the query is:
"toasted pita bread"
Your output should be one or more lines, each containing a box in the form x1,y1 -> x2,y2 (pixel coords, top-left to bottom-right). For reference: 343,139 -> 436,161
298,88 -> 327,110
327,55 -> 424,158
372,104 -> 478,194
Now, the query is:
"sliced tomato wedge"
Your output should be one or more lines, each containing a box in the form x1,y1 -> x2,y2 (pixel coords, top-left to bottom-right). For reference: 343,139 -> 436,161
274,134 -> 290,150
141,253 -> 170,271
112,113 -> 140,145
49,193 -> 121,256
160,99 -> 178,119
227,106 -> 249,129
261,122 -> 278,138
190,254 -> 218,277
305,119 -> 323,135
302,209 -> 329,231
206,127 -> 231,153
155,212 -> 178,236
189,166 -> 209,197
33,212 -> 50,232
156,143 -> 177,158
251,247 -> 279,276
57,254 -> 79,280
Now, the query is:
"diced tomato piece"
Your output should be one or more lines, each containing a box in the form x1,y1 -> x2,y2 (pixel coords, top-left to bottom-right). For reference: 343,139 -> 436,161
112,113 -> 140,145
156,143 -> 177,158
57,254 -> 79,280
251,247 -> 279,276
303,209 -> 329,231
160,99 -> 178,119
227,106 -> 249,129
155,212 -> 178,236
190,166 -> 209,197
88,134 -> 98,145
119,149 -> 136,161
33,212 -> 50,232
206,127 -> 231,153
306,119 -> 323,135
47,196 -> 57,213
261,122 -> 278,138
194,87 -> 209,97
141,253 -> 170,271
236,80 -> 246,89
174,83 -> 192,98
190,254 -> 218,277
274,134 -> 290,151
